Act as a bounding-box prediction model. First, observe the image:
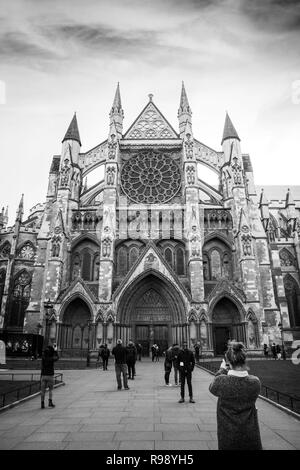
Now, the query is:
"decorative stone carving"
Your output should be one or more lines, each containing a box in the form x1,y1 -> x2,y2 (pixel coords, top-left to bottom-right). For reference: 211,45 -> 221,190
241,233 -> 252,257
186,165 -> 196,185
60,158 -> 71,186
107,166 -> 116,186
190,225 -> 201,257
231,157 -> 243,185
121,152 -> 181,204
101,227 -> 112,258
184,134 -> 194,159
108,134 -> 117,160
125,102 -> 177,139
51,236 -> 61,258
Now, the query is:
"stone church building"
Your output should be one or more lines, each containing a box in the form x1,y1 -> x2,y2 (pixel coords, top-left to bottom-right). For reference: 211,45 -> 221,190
0,83 -> 300,357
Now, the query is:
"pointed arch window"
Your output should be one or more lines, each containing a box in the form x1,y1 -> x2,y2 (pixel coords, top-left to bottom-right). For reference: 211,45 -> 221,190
72,253 -> 81,280
203,254 -> 210,280
284,275 -> 300,327
129,247 -> 139,269
280,249 -> 296,267
165,247 -> 173,269
0,241 -> 11,258
93,255 -> 100,281
210,250 -> 221,280
9,271 -> 31,328
0,269 -> 5,307
117,247 -> 127,275
176,248 -> 185,275
223,253 -> 230,279
82,249 -> 92,281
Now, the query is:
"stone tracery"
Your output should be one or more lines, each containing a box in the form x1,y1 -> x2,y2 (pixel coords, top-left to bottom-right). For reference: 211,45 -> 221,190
121,152 -> 181,204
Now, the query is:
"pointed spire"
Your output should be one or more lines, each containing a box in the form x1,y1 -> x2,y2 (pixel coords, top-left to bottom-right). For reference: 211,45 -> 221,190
110,82 -> 123,115
259,189 -> 270,229
16,194 -> 24,222
178,82 -> 192,138
178,81 -> 191,115
109,83 -> 124,138
62,113 -> 81,146
259,188 -> 269,206
221,112 -> 240,145
285,188 -> 295,207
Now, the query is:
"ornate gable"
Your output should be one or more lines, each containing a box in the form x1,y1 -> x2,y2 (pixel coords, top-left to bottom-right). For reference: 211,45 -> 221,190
124,100 -> 178,140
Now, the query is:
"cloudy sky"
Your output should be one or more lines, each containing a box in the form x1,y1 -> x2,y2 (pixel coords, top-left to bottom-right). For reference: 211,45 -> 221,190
0,0 -> 299,223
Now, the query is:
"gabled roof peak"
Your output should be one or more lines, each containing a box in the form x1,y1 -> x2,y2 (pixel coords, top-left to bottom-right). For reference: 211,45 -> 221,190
123,99 -> 178,140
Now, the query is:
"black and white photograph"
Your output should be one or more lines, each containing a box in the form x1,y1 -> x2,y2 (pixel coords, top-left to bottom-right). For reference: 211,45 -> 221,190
0,0 -> 300,457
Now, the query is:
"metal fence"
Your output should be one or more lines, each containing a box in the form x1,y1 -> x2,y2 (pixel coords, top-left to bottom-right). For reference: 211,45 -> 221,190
0,373 -> 63,409
198,362 -> 300,415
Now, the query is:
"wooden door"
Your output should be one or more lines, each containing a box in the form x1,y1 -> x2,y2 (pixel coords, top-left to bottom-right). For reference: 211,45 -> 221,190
136,325 -> 150,356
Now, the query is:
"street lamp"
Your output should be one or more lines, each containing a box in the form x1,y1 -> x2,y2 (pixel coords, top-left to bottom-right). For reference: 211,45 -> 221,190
86,319 -> 92,367
43,299 -> 53,350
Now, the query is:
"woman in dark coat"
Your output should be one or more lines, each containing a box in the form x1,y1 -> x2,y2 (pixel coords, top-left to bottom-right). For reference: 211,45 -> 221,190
209,341 -> 262,450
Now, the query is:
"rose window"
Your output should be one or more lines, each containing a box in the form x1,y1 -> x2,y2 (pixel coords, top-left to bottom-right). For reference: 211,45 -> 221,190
121,152 -> 181,203
19,244 -> 35,259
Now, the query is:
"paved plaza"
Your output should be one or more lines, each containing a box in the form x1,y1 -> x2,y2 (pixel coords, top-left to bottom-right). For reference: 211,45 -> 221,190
0,359 -> 300,450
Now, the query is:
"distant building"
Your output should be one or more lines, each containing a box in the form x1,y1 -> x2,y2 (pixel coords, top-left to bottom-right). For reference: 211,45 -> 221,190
0,84 -> 299,356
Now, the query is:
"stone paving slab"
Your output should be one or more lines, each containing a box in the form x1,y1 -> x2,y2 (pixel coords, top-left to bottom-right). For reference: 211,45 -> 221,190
0,360 -> 300,450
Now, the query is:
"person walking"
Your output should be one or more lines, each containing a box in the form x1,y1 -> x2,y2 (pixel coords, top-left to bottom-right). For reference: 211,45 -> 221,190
209,341 -> 262,450
263,344 -> 269,358
171,343 -> 180,386
126,340 -> 137,380
155,344 -> 160,362
40,341 -> 59,409
151,344 -> 156,362
276,344 -> 282,359
271,342 -> 277,359
164,346 -> 173,386
100,343 -> 110,370
112,339 -> 129,390
136,343 -> 142,361
194,341 -> 201,364
97,344 -> 104,369
177,341 -> 195,403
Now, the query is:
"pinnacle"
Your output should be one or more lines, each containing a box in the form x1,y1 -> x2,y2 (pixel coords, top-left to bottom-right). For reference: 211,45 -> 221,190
112,82 -> 122,111
179,81 -> 191,114
221,112 -> 240,145
62,113 -> 81,146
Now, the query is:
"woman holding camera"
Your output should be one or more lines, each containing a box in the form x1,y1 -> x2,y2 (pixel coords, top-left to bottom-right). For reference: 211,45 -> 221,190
209,341 -> 262,450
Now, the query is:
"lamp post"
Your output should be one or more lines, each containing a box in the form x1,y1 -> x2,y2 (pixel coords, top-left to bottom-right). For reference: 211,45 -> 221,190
86,319 -> 92,367
43,299 -> 53,350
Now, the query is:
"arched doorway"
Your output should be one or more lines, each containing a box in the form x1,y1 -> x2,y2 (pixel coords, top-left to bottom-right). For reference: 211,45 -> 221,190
212,297 -> 246,355
58,298 -> 92,356
117,273 -> 187,356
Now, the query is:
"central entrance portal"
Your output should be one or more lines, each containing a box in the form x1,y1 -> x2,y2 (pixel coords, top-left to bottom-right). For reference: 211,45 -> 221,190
136,324 -> 169,356
117,273 -> 187,356
134,288 -> 171,355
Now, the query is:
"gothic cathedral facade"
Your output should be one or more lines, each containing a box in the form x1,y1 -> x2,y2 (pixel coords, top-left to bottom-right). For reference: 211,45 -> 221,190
0,84 -> 300,356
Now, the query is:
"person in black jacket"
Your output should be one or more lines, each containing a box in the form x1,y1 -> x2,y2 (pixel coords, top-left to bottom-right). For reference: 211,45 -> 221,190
40,343 -> 59,409
126,341 -> 137,379
100,344 -> 110,370
112,339 -> 129,390
177,341 -> 195,403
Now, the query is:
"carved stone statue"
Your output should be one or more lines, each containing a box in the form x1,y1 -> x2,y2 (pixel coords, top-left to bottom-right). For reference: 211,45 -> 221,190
60,159 -> 71,186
